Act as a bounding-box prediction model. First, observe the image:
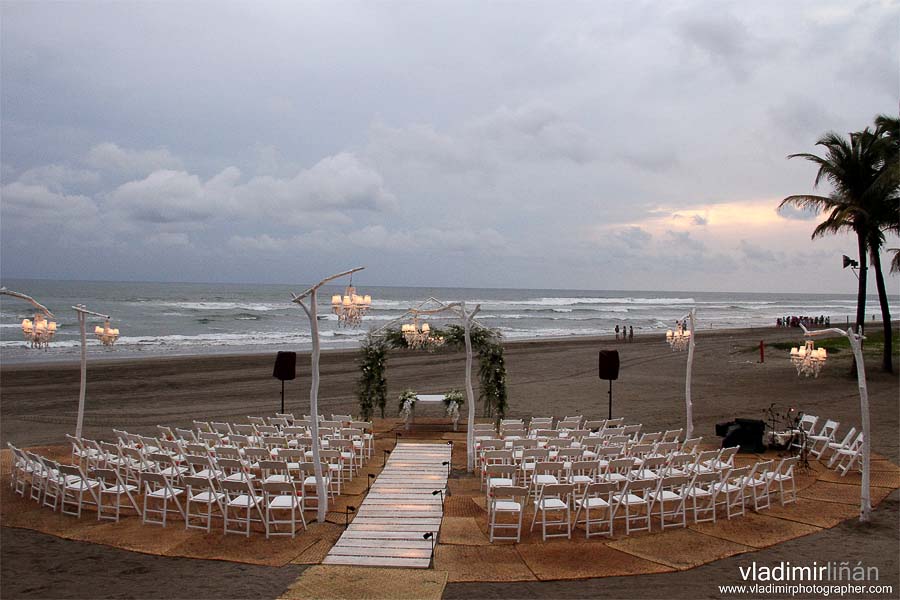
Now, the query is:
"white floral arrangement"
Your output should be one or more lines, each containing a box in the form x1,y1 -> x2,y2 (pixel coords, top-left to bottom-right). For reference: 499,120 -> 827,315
444,389 -> 463,425
398,389 -> 417,422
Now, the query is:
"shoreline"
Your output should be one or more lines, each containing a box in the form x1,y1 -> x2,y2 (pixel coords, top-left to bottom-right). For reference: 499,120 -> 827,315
1,322 -> 890,369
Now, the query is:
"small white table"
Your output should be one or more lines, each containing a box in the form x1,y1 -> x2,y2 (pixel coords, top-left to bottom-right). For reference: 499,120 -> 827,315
405,394 -> 459,431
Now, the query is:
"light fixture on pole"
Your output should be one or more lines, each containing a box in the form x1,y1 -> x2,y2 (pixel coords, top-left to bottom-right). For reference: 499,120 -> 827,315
665,309 -> 697,439
293,267 -> 366,524
93,320 -> 120,347
330,275 -> 371,328
666,322 -> 691,351
1,287 -> 56,350
21,313 -> 59,349
798,323 -> 870,522
72,305 -> 120,438
402,315 -> 444,350
789,340 -> 827,377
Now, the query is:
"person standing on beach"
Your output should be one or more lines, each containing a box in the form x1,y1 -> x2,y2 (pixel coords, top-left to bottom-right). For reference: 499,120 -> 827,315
615,325 -> 620,341
629,326 -> 634,342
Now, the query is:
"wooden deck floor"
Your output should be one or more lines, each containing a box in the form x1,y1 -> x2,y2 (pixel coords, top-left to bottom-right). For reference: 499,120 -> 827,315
323,442 -> 450,568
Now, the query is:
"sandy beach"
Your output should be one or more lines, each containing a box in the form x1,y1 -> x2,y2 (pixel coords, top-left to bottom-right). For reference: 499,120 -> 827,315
2,325 -> 898,599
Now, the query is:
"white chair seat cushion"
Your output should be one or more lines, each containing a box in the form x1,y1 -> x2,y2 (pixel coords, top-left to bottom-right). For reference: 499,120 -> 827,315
227,494 -> 260,507
66,479 -> 101,492
605,473 -> 628,482
102,483 -> 138,494
715,483 -> 742,493
268,495 -> 300,509
304,475 -> 331,486
148,487 -> 183,498
614,493 -> 647,505
487,477 -> 514,488
685,487 -> 712,498
536,498 -> 567,510
569,475 -> 593,484
533,474 -> 559,485
264,474 -> 290,484
576,497 -> 609,508
651,490 -> 682,501
224,473 -> 256,482
493,500 -> 522,512
190,490 -> 224,502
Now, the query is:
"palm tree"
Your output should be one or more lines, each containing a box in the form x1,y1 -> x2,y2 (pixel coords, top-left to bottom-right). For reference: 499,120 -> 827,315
780,129 -> 884,349
868,114 -> 900,372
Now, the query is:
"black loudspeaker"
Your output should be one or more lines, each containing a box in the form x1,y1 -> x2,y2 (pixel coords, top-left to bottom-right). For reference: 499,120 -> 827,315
273,351 -> 297,381
598,350 -> 620,381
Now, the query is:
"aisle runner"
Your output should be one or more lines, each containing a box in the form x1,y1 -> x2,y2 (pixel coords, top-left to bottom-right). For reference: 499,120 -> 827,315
323,442 -> 450,568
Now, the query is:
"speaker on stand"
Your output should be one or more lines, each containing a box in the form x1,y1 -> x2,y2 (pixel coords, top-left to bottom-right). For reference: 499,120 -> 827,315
273,351 -> 297,414
598,350 -> 620,419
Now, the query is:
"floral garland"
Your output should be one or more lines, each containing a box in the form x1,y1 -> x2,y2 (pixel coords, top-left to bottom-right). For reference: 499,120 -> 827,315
444,389 -> 463,424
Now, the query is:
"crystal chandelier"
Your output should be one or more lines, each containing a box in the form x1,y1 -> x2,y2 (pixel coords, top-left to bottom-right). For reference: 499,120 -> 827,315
401,319 -> 444,350
21,314 -> 58,349
666,322 -> 691,351
790,340 -> 827,377
94,320 -> 120,347
330,278 -> 371,328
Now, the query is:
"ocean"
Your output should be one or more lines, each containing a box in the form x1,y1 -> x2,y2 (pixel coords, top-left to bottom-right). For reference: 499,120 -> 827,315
0,278 -> 890,363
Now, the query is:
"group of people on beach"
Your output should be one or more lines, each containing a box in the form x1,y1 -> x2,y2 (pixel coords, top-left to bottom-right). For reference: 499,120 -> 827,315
777,315 -> 830,328
614,325 -> 634,341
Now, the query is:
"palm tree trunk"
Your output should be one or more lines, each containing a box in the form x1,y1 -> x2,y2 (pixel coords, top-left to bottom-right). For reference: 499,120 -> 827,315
852,232 -> 868,375
855,232 -> 868,334
871,248 -> 894,373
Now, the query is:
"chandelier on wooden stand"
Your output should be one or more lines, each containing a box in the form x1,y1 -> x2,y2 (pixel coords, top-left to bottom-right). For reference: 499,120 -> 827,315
402,317 -> 444,350
790,340 -> 827,377
22,314 -> 58,349
330,275 -> 371,328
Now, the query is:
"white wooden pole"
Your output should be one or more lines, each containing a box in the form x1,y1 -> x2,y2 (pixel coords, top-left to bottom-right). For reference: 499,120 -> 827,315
460,302 -> 481,473
291,267 -> 364,524
798,324 -> 871,523
297,293 -> 328,524
847,329 -> 871,522
684,309 -> 696,440
76,311 -> 87,438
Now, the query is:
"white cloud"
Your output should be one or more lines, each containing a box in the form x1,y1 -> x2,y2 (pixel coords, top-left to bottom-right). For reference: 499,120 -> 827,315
17,164 -> 100,190
106,169 -> 218,223
1,181 -> 98,224
84,142 -> 182,177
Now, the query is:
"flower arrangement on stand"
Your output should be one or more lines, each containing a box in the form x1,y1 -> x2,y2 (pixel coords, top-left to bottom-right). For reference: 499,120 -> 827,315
399,389 -> 417,428
443,389 -> 464,431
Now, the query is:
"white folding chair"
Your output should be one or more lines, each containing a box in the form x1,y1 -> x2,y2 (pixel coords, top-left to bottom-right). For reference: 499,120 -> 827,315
834,433 -> 864,476
765,456 -> 798,505
745,460 -> 773,511
651,475 -> 690,529
262,480 -> 306,538
714,467 -> 749,520
573,481 -> 616,538
685,471 -> 719,523
825,428 -> 858,467
489,486 -> 527,542
612,479 -> 656,534
221,478 -> 264,537
58,464 -> 101,519
183,475 -> 225,532
140,471 -> 185,527
807,419 -> 839,458
92,467 -> 140,522
530,483 -> 574,540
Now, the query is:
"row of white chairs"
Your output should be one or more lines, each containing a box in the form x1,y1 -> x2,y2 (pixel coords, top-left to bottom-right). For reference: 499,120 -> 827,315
9,444 -> 311,537
793,414 -> 863,476
488,455 -> 798,542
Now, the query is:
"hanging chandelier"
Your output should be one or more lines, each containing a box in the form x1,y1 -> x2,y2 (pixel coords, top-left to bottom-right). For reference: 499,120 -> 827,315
21,314 -> 58,349
666,323 -> 691,351
790,340 -> 827,377
330,278 -> 371,328
94,319 -> 121,347
401,319 -> 444,350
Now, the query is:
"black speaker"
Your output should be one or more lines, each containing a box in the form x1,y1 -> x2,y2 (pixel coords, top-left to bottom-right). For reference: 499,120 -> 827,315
720,418 -> 765,453
598,350 -> 620,381
273,351 -> 297,381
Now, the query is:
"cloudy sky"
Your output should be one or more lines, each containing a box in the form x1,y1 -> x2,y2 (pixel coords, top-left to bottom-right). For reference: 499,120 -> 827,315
1,1 -> 897,294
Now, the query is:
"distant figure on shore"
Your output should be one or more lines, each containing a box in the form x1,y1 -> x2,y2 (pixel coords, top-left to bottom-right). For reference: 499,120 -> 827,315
615,325 -> 620,341
629,326 -> 634,342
